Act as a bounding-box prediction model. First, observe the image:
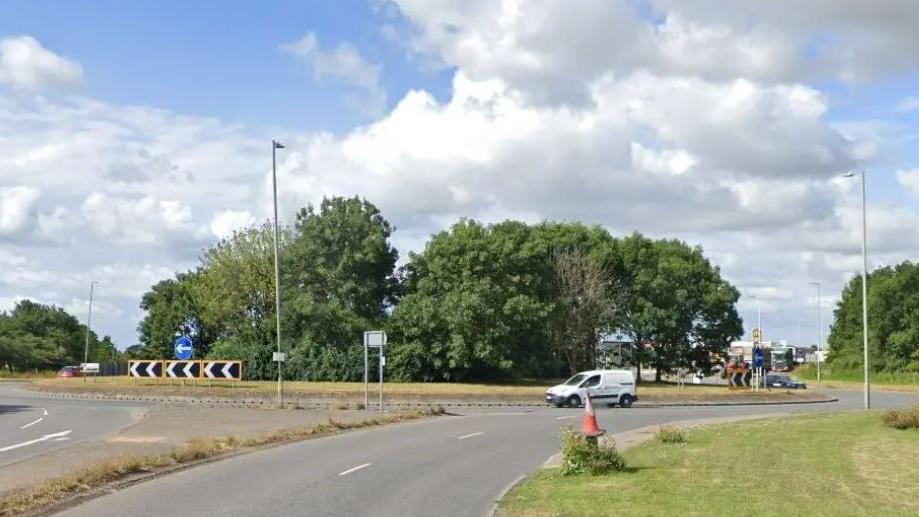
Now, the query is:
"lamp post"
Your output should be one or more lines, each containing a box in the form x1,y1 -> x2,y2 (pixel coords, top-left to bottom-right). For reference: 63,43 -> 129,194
809,282 -> 821,384
844,170 -> 870,410
272,139 -> 285,407
83,280 -> 99,364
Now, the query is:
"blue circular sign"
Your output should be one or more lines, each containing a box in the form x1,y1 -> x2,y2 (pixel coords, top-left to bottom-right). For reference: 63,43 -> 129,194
174,336 -> 194,360
752,347 -> 764,369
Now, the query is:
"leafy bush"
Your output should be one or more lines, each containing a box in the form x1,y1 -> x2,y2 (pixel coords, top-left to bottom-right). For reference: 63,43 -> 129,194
883,406 -> 919,430
657,426 -> 687,444
560,427 -> 627,475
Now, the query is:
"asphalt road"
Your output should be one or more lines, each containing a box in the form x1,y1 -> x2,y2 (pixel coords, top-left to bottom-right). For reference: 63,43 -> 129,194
50,388 -> 919,517
0,382 -> 145,469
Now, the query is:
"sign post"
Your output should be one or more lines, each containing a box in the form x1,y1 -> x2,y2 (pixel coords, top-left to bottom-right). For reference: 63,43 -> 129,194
364,331 -> 386,412
752,346 -> 765,391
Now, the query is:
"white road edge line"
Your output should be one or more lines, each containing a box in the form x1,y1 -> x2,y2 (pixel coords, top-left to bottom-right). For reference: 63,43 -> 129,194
0,430 -> 72,453
556,416 -> 577,420
20,418 -> 43,429
338,463 -> 372,476
457,432 -> 484,440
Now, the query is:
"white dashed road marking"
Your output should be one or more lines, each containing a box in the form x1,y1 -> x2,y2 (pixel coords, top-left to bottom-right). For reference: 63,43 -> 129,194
338,463 -> 372,476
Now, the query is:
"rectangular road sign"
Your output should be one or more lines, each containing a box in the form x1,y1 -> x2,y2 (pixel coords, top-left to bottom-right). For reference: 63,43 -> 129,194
80,363 -> 100,373
165,360 -> 201,378
364,330 -> 385,348
202,360 -> 242,381
272,352 -> 286,362
128,360 -> 163,378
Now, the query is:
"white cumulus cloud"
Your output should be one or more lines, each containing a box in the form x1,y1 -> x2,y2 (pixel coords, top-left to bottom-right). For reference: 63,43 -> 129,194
0,36 -> 84,91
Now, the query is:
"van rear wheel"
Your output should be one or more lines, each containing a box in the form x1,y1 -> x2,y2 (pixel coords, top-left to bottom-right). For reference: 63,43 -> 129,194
566,395 -> 582,408
619,395 -> 633,408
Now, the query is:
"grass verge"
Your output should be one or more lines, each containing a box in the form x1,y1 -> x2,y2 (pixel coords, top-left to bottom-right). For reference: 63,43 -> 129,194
0,407 -> 444,517
499,411 -> 919,517
796,364 -> 919,391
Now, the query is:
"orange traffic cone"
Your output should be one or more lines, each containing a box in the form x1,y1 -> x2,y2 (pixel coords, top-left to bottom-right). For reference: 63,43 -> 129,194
581,392 -> 602,436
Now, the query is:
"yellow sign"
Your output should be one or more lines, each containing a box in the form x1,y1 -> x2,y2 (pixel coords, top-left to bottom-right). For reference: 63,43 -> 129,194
752,328 -> 763,344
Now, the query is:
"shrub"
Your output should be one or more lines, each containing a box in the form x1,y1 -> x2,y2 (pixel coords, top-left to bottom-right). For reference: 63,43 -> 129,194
657,426 -> 687,444
883,406 -> 919,429
560,427 -> 627,476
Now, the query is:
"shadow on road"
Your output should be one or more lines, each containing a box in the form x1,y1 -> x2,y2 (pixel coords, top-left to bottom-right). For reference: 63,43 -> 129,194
0,404 -> 34,416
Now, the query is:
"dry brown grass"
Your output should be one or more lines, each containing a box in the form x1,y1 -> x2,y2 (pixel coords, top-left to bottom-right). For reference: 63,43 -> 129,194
0,408 -> 444,516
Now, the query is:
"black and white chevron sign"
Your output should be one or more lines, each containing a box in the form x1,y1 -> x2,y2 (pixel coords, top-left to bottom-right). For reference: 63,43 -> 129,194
129,360 -> 163,378
165,360 -> 200,378
202,361 -> 242,380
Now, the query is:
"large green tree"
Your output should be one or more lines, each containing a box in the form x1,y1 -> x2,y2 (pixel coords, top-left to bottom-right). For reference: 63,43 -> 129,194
282,197 -> 398,380
137,272 -> 213,359
828,261 -> 919,371
614,233 -> 742,381
0,300 -> 107,370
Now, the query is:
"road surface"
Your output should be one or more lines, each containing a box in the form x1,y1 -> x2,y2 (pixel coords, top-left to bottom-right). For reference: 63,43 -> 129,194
51,388 -> 918,517
0,382 -> 145,470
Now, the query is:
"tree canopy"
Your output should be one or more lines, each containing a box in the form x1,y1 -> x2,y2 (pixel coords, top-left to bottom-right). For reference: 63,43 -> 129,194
134,196 -> 742,381
0,300 -> 117,371
828,261 -> 919,372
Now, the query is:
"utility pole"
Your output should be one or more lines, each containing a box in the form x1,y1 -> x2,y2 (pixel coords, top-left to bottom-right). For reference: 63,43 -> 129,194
84,281 -> 98,363
272,139 -> 285,407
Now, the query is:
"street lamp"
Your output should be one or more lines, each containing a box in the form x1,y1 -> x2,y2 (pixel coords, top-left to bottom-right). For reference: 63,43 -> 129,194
272,139 -> 285,407
809,282 -> 821,384
748,294 -> 762,335
83,280 -> 99,364
844,170 -> 870,410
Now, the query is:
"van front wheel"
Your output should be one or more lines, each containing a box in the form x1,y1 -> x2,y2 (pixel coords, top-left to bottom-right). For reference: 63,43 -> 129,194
619,395 -> 633,408
566,395 -> 582,408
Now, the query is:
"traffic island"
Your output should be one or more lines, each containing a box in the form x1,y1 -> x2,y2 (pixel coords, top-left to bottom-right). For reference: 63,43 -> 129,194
498,412 -> 919,516
25,379 -> 835,407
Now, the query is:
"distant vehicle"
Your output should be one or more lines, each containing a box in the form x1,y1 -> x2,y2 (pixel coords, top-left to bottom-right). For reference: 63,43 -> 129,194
545,369 -> 637,408
57,366 -> 82,378
765,373 -> 806,389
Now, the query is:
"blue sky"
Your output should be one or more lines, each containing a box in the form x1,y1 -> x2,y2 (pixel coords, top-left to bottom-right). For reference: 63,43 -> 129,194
2,0 -> 919,349
1,0 -> 452,132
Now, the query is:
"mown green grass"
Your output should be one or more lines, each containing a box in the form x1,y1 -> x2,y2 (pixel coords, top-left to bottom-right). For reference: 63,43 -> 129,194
796,364 -> 919,391
499,412 -> 919,517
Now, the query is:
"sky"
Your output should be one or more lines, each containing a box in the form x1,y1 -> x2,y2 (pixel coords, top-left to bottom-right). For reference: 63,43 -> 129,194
2,0 -> 919,351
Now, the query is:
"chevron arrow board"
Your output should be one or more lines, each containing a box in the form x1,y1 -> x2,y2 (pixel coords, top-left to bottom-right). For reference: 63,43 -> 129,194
128,360 -> 163,378
202,361 -> 242,380
166,360 -> 201,378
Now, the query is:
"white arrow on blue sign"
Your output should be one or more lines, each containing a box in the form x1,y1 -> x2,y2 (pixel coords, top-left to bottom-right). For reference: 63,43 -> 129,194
174,336 -> 194,360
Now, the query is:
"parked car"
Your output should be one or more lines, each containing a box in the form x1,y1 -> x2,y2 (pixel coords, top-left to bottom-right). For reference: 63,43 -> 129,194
545,369 -> 637,408
57,365 -> 82,378
765,373 -> 806,389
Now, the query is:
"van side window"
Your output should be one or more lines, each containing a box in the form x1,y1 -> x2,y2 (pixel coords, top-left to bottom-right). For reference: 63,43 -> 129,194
583,375 -> 601,387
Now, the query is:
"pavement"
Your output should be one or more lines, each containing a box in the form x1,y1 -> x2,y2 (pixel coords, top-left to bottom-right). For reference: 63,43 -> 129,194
31,387 -> 916,517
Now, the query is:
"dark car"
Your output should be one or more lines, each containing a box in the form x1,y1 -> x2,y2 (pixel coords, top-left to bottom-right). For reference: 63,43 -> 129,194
766,373 -> 806,389
57,365 -> 82,378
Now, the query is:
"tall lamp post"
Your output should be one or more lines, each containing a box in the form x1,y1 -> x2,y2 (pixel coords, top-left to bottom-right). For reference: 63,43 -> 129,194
809,282 -> 821,384
272,140 -> 285,407
83,280 -> 99,364
844,170 -> 870,410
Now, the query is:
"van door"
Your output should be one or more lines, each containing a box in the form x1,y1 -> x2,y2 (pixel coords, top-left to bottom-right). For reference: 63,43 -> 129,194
580,374 -> 602,401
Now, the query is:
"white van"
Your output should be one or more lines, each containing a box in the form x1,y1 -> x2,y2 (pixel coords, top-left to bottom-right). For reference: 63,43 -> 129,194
545,369 -> 637,408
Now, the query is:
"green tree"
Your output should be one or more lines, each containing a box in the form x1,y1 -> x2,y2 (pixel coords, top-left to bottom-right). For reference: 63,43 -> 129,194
282,197 -> 398,381
615,233 -> 742,381
0,300 -> 106,370
196,222 -> 282,380
137,272 -> 213,359
828,261 -> 919,371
